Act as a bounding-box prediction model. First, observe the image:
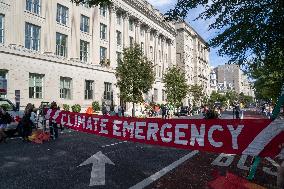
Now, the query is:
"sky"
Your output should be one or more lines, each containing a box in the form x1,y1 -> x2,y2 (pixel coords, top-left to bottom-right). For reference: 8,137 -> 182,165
147,0 -> 229,67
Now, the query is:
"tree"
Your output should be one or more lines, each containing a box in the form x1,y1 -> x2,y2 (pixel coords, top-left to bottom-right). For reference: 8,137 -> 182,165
208,91 -> 227,108
116,44 -> 155,117
225,90 -> 239,106
163,66 -> 189,108
188,84 -> 204,106
166,0 -> 284,95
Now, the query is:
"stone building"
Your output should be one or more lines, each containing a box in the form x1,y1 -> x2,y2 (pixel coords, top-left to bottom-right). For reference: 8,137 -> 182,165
175,21 -> 210,105
0,0 -> 176,110
215,64 -> 254,96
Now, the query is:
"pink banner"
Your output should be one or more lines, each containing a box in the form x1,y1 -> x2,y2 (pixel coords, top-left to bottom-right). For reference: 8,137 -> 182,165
45,109 -> 284,158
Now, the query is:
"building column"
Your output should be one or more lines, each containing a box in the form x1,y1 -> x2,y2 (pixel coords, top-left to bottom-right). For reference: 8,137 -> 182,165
70,4 -> 80,60
8,0 -> 24,47
123,12 -> 129,48
43,0 -> 55,54
134,20 -> 140,44
153,31 -> 159,76
92,6 -> 100,64
108,5 -> 116,67
145,26 -> 150,58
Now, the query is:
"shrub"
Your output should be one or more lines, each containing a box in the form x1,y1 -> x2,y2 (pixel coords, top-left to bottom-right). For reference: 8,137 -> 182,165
92,101 -> 100,112
63,104 -> 70,111
71,104 -> 81,113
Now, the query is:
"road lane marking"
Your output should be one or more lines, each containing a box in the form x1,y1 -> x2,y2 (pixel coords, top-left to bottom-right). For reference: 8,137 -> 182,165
128,150 -> 199,189
101,141 -> 128,148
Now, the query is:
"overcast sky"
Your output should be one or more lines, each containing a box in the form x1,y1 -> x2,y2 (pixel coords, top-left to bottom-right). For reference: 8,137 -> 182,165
147,0 -> 229,67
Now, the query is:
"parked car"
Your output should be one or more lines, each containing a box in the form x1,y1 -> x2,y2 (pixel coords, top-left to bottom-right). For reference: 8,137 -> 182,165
0,98 -> 24,136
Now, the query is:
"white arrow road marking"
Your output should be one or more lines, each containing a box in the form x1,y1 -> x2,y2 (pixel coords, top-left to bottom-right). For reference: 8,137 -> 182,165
79,151 -> 115,186
128,150 -> 199,189
242,119 -> 284,156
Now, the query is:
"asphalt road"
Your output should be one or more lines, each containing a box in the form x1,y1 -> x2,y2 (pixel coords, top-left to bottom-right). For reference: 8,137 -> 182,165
0,112 -> 278,189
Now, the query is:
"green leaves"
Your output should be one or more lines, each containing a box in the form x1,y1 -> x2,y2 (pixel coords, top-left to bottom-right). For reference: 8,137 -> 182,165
116,44 -> 155,104
189,84 -> 205,106
166,0 -> 284,101
163,66 -> 189,107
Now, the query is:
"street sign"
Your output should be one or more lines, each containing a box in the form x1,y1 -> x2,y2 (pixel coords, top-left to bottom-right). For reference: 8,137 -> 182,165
79,151 -> 115,186
0,77 -> 7,95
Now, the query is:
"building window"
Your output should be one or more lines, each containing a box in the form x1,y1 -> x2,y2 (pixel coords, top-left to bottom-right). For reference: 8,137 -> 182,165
85,80 -> 93,100
60,77 -> 72,99
165,54 -> 168,63
29,73 -> 44,99
100,46 -> 107,61
80,40 -> 89,62
26,0 -> 41,15
56,4 -> 69,25
153,88 -> 158,102
56,33 -> 67,57
0,70 -> 7,98
150,32 -> 153,41
162,89 -> 166,101
129,36 -> 134,47
100,5 -> 107,17
150,46 -> 153,59
141,42 -> 144,53
104,82 -> 112,100
159,66 -> 162,77
140,28 -> 144,36
116,13 -> 122,25
117,51 -> 122,63
25,23 -> 40,51
80,15 -> 89,33
116,30 -> 122,46
100,23 -> 107,40
129,19 -> 134,31
0,15 -> 4,44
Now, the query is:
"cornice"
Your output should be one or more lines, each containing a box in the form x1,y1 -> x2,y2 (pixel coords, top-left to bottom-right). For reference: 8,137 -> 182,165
119,0 -> 176,36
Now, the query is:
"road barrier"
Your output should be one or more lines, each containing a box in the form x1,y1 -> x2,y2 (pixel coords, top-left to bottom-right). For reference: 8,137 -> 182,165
45,109 -> 284,158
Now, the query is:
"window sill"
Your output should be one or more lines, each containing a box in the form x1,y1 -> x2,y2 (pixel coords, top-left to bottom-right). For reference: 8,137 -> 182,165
24,10 -> 42,18
56,22 -> 69,28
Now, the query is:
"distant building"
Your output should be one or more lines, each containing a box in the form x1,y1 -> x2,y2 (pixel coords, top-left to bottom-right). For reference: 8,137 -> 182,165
175,21 -> 210,105
209,67 -> 217,93
214,64 -> 254,96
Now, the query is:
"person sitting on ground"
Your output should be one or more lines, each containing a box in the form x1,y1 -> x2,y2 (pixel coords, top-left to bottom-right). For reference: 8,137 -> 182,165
0,107 -> 13,143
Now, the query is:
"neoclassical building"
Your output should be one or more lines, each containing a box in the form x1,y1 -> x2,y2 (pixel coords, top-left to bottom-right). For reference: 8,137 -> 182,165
0,0 -> 176,110
175,21 -> 210,105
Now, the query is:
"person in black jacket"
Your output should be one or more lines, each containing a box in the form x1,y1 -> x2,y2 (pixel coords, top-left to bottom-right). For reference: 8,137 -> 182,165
21,103 -> 34,141
0,107 -> 13,143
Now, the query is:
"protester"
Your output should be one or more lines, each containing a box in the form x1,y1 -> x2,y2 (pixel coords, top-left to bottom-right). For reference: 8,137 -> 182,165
0,107 -> 12,143
49,101 -> 59,139
162,105 -> 167,119
121,106 -> 125,117
102,103 -> 107,116
21,103 -> 34,141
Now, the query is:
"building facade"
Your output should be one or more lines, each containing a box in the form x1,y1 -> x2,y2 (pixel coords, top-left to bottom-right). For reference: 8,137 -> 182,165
175,21 -> 210,105
215,64 -> 254,96
0,0 -> 176,110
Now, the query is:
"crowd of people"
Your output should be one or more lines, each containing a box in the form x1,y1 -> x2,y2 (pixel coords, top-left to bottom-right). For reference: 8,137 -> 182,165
0,101 -> 62,144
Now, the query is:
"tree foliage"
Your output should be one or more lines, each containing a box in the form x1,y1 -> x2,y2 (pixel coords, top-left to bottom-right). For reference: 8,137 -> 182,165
116,44 -> 155,107
163,66 -> 189,107
166,0 -> 284,98
188,84 -> 204,106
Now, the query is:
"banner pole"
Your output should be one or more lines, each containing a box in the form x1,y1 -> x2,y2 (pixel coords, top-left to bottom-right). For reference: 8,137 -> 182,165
247,83 -> 284,180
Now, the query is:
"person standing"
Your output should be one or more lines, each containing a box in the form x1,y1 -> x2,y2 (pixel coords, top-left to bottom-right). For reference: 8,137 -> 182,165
49,102 -> 59,139
21,103 -> 34,141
